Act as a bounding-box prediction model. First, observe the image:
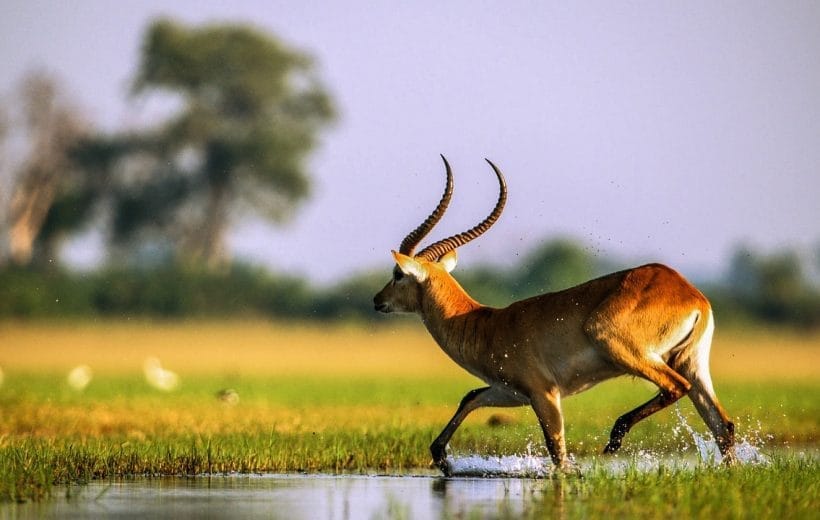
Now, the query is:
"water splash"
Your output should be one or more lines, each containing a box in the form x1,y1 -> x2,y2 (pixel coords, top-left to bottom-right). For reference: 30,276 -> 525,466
444,407 -> 770,478
674,406 -> 769,465
445,409 -> 769,479
447,443 -> 553,478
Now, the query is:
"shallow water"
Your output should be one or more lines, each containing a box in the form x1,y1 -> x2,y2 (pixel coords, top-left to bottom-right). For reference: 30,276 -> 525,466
6,474 -> 559,519
4,412 -> 788,519
5,447 -> 790,519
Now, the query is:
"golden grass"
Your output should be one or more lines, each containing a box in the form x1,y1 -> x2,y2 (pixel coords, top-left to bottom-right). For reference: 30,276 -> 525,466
0,320 -> 457,377
1,321 -> 816,507
2,399 -> 456,438
710,326 -> 820,381
0,320 -> 818,381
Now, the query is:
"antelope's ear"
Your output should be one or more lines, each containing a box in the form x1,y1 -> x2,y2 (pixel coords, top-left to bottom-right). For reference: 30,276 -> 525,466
439,249 -> 458,273
391,251 -> 428,281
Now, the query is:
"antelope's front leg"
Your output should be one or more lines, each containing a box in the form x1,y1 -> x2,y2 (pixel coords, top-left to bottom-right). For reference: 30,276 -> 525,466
431,386 -> 524,476
530,387 -> 576,474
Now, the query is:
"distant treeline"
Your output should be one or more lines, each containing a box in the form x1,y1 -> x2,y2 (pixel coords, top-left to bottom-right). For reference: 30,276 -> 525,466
1,239 -> 818,329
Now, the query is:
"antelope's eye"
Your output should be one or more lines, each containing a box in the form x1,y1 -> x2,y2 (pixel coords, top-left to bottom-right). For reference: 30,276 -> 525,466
393,269 -> 404,281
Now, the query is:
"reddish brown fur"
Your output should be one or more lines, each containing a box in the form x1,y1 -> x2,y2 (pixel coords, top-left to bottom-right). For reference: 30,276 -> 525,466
375,254 -> 736,474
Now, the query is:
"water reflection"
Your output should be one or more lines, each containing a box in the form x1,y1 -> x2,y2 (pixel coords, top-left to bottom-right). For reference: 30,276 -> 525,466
8,475 -> 566,519
433,476 -> 567,518
2,443 -> 781,519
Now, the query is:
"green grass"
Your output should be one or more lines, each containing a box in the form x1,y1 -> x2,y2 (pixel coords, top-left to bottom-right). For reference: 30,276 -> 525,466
0,372 -> 817,504
0,320 -> 817,512
506,457 -> 820,519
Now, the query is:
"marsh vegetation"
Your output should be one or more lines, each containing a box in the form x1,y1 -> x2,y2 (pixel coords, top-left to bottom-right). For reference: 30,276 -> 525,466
0,320 -> 817,516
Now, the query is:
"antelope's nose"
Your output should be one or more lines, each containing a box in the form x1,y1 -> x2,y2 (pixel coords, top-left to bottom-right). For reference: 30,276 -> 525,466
373,296 -> 390,313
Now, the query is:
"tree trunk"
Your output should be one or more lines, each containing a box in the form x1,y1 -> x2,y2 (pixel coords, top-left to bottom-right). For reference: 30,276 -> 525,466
198,182 -> 230,269
8,165 -> 59,265
183,141 -> 233,270
179,174 -> 231,269
5,72 -> 87,266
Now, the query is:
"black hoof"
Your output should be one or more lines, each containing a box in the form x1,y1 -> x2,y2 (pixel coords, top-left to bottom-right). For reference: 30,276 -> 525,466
436,457 -> 453,476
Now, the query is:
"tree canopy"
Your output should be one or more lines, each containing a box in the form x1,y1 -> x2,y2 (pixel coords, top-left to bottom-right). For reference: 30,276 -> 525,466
69,19 -> 334,268
2,20 -> 335,270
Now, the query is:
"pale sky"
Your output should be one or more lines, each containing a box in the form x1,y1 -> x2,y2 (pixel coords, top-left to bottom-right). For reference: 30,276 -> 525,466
2,1 -> 819,283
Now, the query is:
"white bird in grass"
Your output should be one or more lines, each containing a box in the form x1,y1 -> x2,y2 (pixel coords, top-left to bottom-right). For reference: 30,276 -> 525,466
67,365 -> 93,391
143,357 -> 179,391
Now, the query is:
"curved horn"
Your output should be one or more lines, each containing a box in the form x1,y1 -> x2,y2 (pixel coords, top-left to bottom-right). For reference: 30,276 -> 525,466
417,159 -> 506,262
398,155 -> 454,256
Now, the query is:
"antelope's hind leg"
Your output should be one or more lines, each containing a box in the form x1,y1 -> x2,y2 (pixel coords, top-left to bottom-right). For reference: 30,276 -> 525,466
687,381 -> 736,463
602,360 -> 692,454
603,387 -> 685,454
586,317 -> 693,454
669,325 -> 737,462
671,352 -> 736,462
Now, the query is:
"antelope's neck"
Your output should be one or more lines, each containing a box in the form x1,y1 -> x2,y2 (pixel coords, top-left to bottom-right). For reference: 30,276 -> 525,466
419,275 -> 487,367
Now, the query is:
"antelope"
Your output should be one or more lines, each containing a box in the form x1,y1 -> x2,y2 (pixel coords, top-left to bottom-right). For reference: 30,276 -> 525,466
373,156 -> 736,475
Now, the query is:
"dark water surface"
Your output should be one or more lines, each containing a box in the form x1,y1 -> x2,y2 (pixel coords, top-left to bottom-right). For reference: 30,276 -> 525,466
2,442 -> 784,519
5,474 -> 561,519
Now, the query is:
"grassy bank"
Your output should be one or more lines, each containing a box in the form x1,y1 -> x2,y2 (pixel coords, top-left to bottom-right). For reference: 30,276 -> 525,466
0,321 -> 818,505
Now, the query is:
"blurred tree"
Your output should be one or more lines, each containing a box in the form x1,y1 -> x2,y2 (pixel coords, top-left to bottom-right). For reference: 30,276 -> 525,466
753,251 -> 813,324
116,19 -> 335,268
815,242 -> 820,274
510,238 -> 598,298
0,104 -> 8,252
3,71 -> 91,267
727,245 -> 759,298
0,103 -> 7,176
726,244 -> 820,328
756,252 -> 804,304
458,264 -> 516,308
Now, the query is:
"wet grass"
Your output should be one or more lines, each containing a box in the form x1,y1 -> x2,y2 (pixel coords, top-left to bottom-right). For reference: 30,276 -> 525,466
0,374 -> 816,504
501,456 -> 820,519
0,320 -> 818,509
